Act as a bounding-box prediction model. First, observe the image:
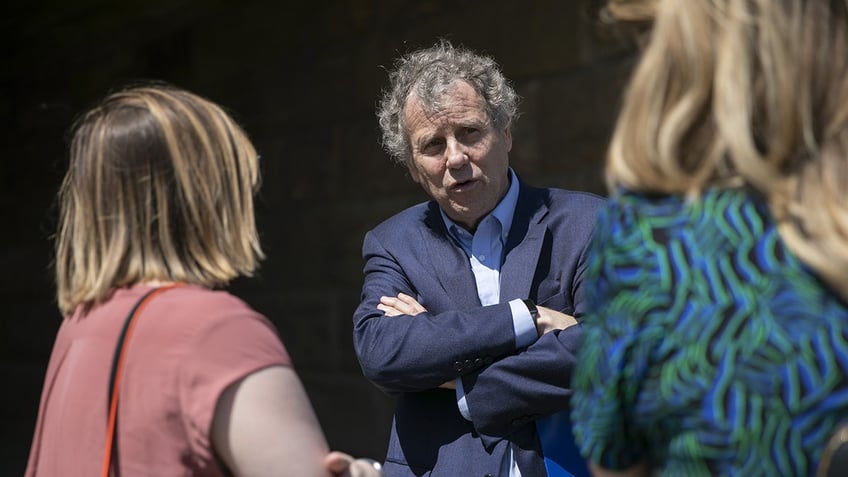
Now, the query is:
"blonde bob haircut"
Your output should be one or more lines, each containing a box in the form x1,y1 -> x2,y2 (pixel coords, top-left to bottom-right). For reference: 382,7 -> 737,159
606,0 -> 848,301
56,84 -> 263,315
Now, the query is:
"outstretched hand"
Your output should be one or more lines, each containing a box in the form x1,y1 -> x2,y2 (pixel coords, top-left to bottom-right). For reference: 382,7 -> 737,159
324,451 -> 383,477
378,293 -> 427,316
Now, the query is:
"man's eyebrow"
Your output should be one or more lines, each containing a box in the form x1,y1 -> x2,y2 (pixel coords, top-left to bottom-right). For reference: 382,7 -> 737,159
414,132 -> 438,148
459,117 -> 488,129
412,136 -> 427,150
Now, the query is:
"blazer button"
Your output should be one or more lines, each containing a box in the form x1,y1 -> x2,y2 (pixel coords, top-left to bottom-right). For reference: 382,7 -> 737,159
483,356 -> 493,365
484,474 -> 493,477
473,357 -> 483,368
453,361 -> 464,372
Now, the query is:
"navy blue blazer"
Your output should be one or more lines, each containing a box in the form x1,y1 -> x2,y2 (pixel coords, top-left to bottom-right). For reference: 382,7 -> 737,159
353,179 -> 605,476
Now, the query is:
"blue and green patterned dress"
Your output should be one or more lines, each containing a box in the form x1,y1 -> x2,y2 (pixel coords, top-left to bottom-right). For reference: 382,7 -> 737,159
571,187 -> 848,476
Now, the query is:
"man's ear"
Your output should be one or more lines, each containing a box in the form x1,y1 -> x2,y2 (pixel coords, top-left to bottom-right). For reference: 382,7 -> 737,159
503,125 -> 513,153
406,160 -> 420,183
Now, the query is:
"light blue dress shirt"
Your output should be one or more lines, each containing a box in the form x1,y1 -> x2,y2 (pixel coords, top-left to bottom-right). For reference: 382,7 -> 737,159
441,168 -> 535,477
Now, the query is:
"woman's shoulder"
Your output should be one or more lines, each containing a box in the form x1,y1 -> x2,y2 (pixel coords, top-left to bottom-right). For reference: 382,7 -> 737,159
588,187 -> 779,283
601,187 -> 767,235
131,284 -> 267,327
146,285 -> 287,356
169,284 -> 250,306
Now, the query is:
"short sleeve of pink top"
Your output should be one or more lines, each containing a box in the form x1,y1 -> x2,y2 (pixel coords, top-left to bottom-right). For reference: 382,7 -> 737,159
26,284 -> 291,477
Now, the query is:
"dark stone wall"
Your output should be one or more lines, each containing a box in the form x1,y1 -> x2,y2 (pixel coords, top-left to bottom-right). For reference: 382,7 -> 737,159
2,0 -> 636,474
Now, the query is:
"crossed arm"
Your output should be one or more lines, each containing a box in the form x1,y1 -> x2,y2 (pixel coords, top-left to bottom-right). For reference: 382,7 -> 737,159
377,292 -> 580,423
354,230 -> 582,434
378,293 -> 577,335
378,294 -> 650,477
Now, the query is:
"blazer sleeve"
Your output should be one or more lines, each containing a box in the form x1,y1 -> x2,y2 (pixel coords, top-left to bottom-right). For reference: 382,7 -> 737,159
459,225 -> 593,438
352,229 -> 519,394
461,326 -> 581,438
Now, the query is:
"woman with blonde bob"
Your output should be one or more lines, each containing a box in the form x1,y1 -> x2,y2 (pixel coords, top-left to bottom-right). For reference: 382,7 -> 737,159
571,0 -> 848,475
26,85 -> 382,477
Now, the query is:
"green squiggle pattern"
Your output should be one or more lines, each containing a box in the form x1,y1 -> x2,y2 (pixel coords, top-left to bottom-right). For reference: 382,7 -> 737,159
572,188 -> 848,476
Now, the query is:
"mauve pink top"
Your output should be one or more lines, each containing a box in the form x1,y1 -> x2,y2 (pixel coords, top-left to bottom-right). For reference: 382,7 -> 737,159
26,284 -> 291,477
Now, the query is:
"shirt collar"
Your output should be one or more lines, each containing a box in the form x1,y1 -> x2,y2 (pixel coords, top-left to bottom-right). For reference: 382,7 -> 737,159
440,168 -> 520,243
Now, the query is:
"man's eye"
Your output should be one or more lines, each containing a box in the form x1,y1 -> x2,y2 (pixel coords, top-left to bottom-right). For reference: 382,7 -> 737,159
421,140 -> 445,155
460,127 -> 482,141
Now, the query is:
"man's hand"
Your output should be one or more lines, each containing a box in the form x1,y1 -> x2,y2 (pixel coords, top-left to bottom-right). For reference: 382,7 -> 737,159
378,293 -> 427,316
324,451 -> 384,476
378,294 -> 456,390
377,294 -> 456,390
535,305 -> 579,335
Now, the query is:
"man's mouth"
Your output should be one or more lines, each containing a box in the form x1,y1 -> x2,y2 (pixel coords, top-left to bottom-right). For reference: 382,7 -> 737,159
449,179 -> 476,192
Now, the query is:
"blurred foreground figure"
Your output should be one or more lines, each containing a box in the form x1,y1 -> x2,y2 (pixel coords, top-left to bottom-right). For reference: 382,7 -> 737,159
572,1 -> 848,476
26,84 -> 382,477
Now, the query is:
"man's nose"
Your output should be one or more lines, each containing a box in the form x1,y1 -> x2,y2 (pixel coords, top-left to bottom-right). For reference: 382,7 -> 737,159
445,139 -> 468,169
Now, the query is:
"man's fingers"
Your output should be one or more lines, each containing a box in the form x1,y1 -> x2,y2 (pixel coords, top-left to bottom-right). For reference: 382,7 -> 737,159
377,303 -> 403,317
379,294 -> 426,316
396,292 -> 416,303
396,293 -> 426,313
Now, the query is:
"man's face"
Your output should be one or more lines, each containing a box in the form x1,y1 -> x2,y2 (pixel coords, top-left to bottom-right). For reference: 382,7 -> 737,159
403,80 -> 512,232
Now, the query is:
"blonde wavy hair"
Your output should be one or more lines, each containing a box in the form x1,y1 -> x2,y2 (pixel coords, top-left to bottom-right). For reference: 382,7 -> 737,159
606,0 -> 848,300
56,85 -> 264,314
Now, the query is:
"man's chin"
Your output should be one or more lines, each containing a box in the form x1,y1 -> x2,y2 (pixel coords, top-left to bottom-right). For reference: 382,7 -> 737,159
445,205 -> 489,231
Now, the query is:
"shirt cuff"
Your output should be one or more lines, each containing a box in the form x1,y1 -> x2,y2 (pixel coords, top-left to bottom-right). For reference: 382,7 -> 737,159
456,378 -> 471,421
510,298 -> 536,349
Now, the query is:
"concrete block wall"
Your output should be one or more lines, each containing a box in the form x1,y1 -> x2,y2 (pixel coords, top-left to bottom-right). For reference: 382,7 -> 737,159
2,0 -> 637,473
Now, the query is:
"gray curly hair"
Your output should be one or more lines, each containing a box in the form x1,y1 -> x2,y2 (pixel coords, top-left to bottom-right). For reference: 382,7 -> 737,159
377,40 -> 520,165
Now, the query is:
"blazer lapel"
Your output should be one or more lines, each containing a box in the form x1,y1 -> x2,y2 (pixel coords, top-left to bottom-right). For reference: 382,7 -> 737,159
500,185 -> 549,302
421,202 -> 481,310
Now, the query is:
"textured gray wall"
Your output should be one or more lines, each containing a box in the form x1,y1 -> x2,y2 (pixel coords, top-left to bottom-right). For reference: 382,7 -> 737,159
2,0 -> 636,473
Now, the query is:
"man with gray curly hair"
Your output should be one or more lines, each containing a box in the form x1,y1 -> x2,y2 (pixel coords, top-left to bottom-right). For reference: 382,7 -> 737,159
377,41 -> 519,167
353,40 -> 603,477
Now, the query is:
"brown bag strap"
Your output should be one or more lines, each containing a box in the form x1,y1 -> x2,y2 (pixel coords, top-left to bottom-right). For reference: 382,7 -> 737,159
101,283 -> 183,477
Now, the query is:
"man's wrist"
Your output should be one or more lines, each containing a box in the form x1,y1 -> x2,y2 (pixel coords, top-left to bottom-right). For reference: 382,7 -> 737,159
522,299 -> 539,326
510,298 -> 537,348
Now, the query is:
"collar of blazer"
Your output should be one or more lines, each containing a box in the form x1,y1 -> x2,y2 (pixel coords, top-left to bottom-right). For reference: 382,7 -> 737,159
421,180 -> 550,308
